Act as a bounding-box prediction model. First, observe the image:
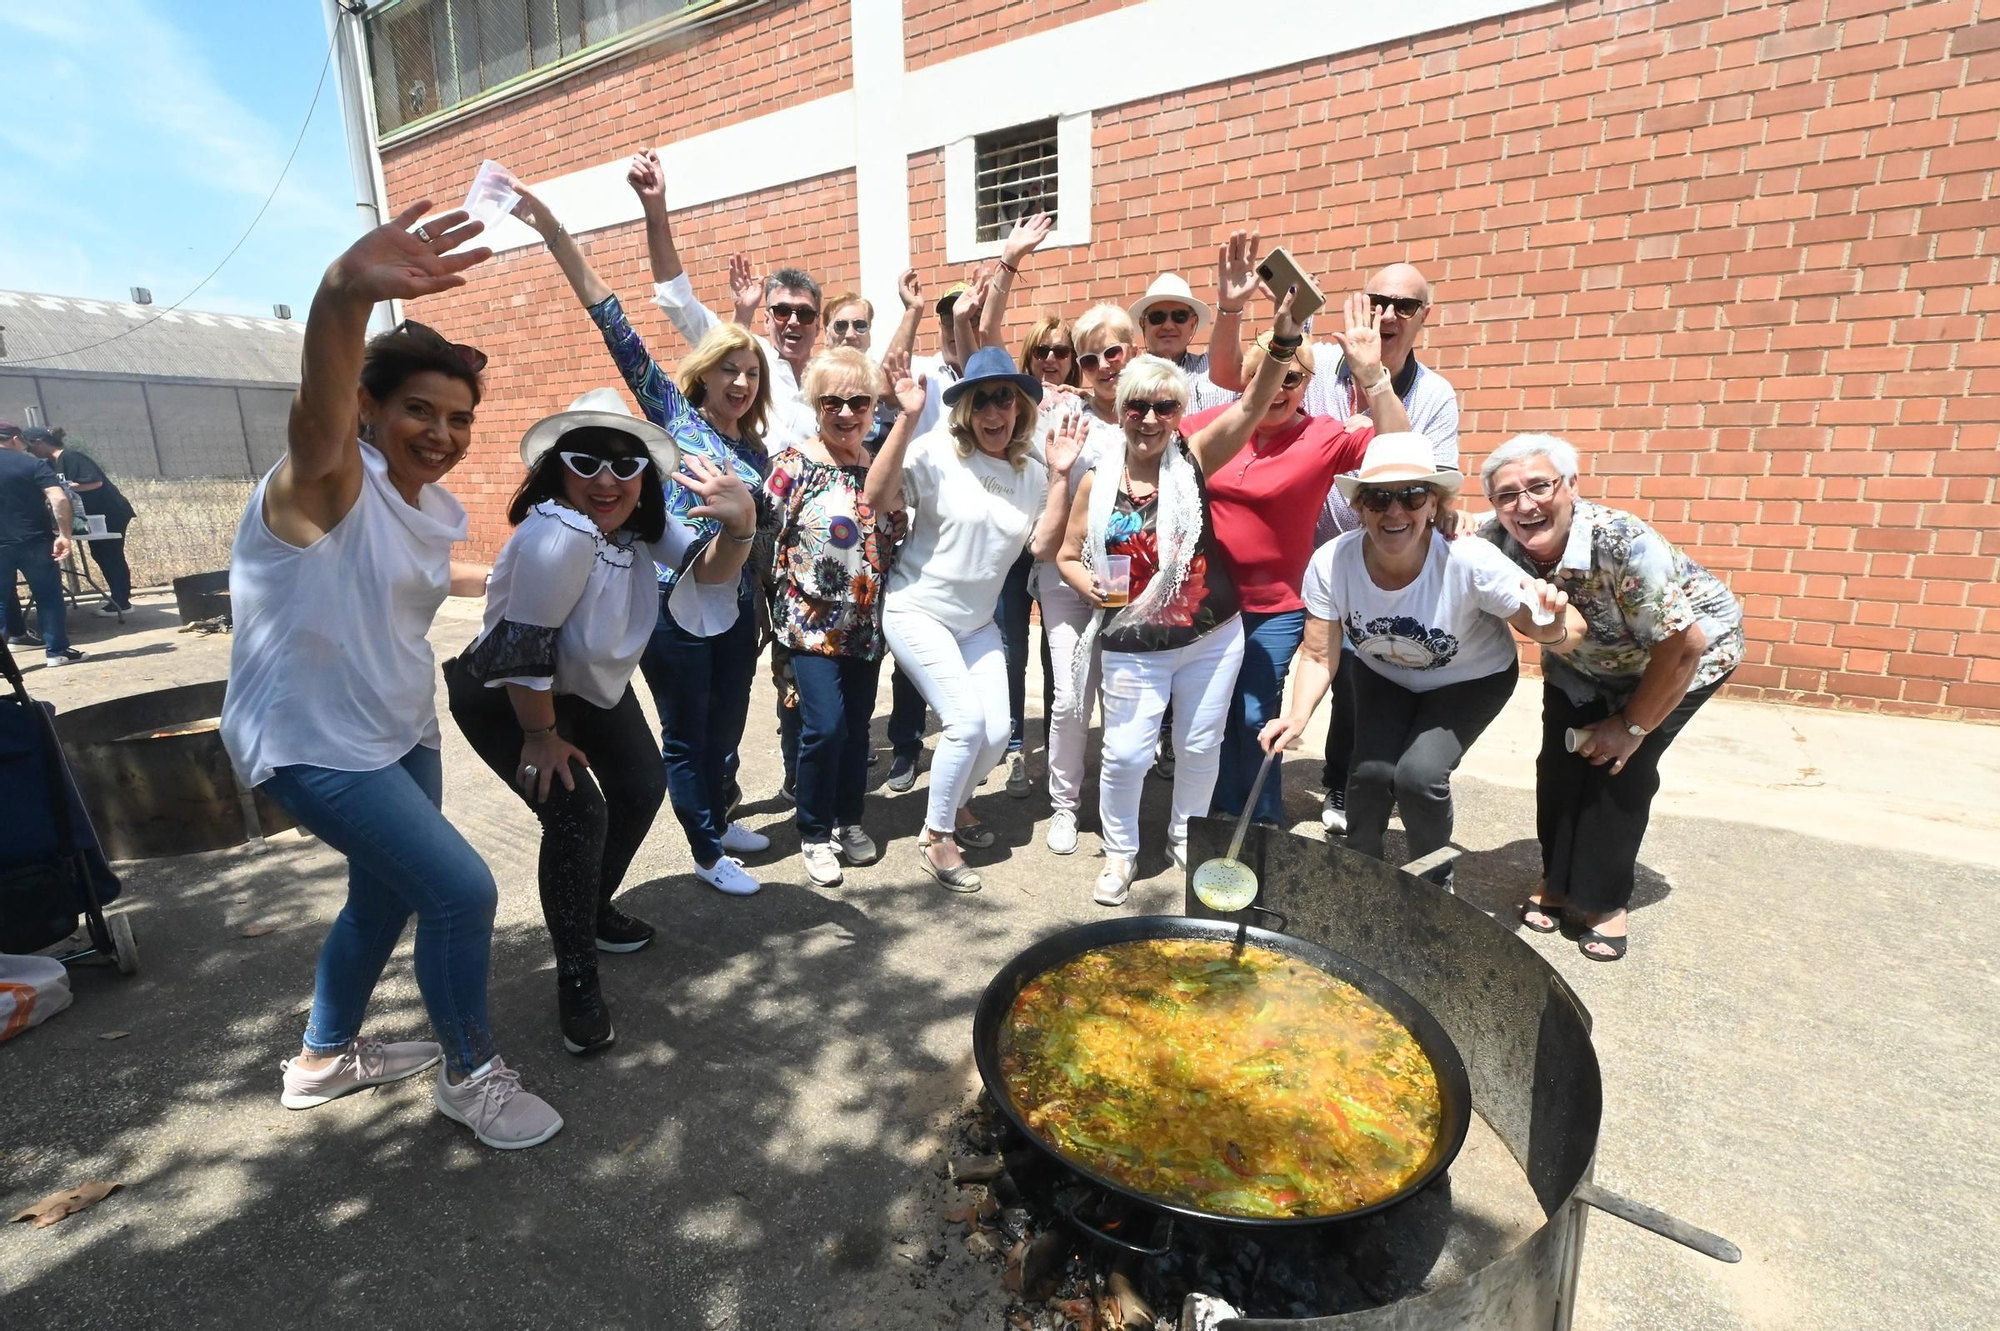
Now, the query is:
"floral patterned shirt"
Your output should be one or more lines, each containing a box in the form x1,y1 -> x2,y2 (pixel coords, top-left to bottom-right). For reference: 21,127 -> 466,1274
587,294 -> 769,590
766,447 -> 905,660
1480,499 -> 1743,705
1099,441 -> 1241,654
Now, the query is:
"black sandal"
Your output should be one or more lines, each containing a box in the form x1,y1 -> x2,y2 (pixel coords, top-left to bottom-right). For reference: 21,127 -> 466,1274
1520,902 -> 1564,934
1576,929 -> 1628,962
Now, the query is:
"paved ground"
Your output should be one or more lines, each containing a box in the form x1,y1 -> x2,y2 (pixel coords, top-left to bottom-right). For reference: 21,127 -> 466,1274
3,591 -> 1996,1329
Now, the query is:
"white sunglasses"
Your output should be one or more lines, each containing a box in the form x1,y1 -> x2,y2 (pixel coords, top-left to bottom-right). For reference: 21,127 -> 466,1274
559,451 -> 650,481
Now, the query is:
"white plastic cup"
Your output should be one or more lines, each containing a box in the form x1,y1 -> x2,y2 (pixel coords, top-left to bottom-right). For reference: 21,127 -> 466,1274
462,160 -> 520,227
1100,554 -> 1132,607
1564,727 -> 1591,753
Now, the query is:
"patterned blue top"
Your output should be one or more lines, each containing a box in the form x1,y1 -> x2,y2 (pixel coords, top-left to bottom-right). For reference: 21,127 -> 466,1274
587,294 -> 769,588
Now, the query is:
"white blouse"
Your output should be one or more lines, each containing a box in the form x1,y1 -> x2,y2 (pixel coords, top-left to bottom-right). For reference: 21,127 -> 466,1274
458,502 -> 737,710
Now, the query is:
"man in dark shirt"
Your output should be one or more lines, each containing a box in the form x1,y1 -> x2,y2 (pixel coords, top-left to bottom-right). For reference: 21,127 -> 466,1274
26,426 -> 135,612
0,423 -> 81,666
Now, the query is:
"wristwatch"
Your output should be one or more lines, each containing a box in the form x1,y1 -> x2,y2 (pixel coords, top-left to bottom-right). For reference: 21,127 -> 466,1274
1620,716 -> 1650,737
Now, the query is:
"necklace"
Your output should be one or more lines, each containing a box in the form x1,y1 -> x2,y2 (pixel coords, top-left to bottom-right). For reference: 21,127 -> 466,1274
1121,467 -> 1157,502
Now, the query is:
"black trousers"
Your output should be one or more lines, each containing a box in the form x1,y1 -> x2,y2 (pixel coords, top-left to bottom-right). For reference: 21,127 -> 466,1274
1345,660 -> 1518,867
445,661 -> 666,978
87,512 -> 134,605
1320,646 -> 1360,792
1537,675 -> 1726,914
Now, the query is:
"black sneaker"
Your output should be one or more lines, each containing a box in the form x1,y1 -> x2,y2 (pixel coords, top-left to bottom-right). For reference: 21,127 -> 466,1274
719,776 -> 742,822
1151,738 -> 1175,781
595,907 -> 655,954
557,972 -> 615,1055
886,752 -> 919,793
43,646 -> 84,668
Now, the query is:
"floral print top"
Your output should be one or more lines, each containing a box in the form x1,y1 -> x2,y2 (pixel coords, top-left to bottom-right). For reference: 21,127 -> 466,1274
1480,499 -> 1744,705
1099,441 -> 1241,654
587,294 -> 769,590
765,447 -> 905,660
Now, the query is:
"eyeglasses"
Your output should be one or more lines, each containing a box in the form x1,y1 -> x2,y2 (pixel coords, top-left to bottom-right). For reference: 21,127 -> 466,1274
970,387 -> 1017,412
830,318 -> 869,335
769,303 -> 820,325
1123,399 -> 1183,420
1485,477 -> 1562,509
1281,371 -> 1309,390
817,394 -> 875,416
559,451 -> 650,481
1366,294 -> 1428,319
1145,308 -> 1194,327
390,318 -> 488,374
1032,345 -> 1074,360
1078,344 -> 1128,372
1355,485 -> 1434,513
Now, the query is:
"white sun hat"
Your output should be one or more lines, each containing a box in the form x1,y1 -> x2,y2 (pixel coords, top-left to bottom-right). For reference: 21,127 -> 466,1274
1128,273 -> 1212,337
1334,432 -> 1465,501
518,387 -> 680,476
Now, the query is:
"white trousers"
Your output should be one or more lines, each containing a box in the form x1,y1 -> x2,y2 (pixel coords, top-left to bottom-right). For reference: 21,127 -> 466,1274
1039,574 -> 1102,814
884,608 -> 1011,835
1097,614 -> 1245,861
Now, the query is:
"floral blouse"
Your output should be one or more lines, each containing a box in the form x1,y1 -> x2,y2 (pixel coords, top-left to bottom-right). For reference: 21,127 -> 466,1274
765,447 -> 906,660
588,293 -> 769,590
1480,499 -> 1744,705
1099,441 -> 1241,654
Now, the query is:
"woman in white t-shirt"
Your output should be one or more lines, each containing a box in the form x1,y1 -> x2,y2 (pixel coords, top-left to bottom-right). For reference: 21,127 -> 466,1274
1260,434 -> 1567,888
445,390 -> 750,1056
865,346 -> 1084,892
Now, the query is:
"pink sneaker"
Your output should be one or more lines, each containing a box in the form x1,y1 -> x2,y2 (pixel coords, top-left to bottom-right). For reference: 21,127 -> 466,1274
280,1037 -> 443,1109
432,1058 -> 564,1150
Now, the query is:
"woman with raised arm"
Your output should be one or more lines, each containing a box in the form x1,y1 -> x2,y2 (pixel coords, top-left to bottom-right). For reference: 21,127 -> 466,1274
219,204 -> 562,1150
1052,289 -> 1310,906
445,393 -> 751,1055
510,178 -> 776,900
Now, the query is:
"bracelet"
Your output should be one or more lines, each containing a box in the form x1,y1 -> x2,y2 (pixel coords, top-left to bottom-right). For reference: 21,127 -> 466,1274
1538,623 -> 1569,647
998,259 -> 1018,274
1267,345 -> 1298,363
1358,371 -> 1391,394
724,527 -> 756,543
1217,306 -> 1243,316
522,723 -> 557,739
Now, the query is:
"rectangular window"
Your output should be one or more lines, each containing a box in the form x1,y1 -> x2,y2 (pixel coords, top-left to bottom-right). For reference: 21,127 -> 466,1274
973,120 -> 1059,243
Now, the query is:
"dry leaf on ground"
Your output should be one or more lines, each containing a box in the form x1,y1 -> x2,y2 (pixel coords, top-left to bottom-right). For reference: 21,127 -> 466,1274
97,1031 -> 131,1041
10,1181 -> 122,1228
240,923 -> 276,938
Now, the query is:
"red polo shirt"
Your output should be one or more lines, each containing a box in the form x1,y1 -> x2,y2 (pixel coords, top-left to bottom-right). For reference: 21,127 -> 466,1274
1184,405 -> 1372,613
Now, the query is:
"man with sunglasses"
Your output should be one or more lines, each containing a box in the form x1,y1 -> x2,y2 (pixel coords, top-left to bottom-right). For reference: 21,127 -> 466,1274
1128,248 -> 1253,415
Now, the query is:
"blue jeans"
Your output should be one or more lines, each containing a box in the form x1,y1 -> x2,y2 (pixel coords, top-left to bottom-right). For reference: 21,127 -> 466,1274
1213,608 -> 1306,825
261,744 -> 499,1076
0,538 -> 69,656
887,660 -> 927,760
993,550 -> 1034,753
638,580 -> 757,868
792,652 -> 882,841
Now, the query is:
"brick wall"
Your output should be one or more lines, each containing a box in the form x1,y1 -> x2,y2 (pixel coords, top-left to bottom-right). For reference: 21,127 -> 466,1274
903,0 -> 1148,69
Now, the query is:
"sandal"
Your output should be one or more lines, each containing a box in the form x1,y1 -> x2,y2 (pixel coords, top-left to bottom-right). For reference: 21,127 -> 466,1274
1576,929 -> 1628,962
1520,902 -> 1564,934
919,837 -> 983,894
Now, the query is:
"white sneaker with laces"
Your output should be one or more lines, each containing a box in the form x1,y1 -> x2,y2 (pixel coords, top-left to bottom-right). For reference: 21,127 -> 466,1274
432,1058 -> 563,1150
718,821 -> 770,854
1168,837 -> 1188,872
1045,808 -> 1079,856
696,856 -> 762,896
1094,856 -> 1135,906
1321,790 -> 1348,835
1005,753 -> 1031,798
280,1036 -> 442,1109
833,824 -> 879,865
801,841 -> 844,887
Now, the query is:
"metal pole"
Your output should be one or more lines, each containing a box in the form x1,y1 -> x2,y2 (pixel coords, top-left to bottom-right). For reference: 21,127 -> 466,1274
322,0 -> 401,333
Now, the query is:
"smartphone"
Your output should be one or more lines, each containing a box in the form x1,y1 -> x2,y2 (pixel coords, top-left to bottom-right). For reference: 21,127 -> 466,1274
1255,246 -> 1327,324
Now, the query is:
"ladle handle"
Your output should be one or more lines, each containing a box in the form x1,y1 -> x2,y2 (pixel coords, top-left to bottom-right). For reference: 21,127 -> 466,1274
1573,1182 -> 1742,1263
1226,748 -> 1279,861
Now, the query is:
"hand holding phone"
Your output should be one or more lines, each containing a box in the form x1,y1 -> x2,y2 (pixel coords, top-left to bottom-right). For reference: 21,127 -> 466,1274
1255,246 -> 1327,325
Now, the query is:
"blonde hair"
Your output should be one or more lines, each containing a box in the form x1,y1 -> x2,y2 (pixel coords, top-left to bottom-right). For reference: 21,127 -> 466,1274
677,323 -> 772,444
825,292 -> 873,323
1114,354 -> 1191,415
947,386 -> 1038,469
802,347 -> 884,401
1071,303 -> 1136,351
1242,331 -> 1316,383
1015,313 -> 1079,386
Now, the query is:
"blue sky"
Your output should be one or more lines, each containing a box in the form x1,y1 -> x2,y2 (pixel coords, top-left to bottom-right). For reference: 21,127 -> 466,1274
0,0 -> 358,318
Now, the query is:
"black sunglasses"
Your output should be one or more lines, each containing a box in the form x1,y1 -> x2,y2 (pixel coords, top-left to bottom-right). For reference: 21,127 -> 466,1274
831,317 -> 869,334
559,451 -> 650,481
770,303 -> 820,325
1355,484 -> 1434,513
817,393 -> 875,415
1145,308 -> 1194,327
969,387 -> 1020,412
1032,344 -> 1073,359
1281,371 -> 1309,390
1366,294 -> 1428,319
391,318 -> 488,374
1124,399 -> 1183,420
1078,343 -> 1127,372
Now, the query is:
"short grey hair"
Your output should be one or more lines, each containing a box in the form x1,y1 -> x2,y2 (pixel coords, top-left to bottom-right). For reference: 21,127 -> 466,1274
765,267 -> 821,307
1481,432 -> 1580,491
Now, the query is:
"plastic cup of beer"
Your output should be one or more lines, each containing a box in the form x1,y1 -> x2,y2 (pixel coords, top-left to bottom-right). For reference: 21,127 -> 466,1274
1100,555 -> 1132,607
462,160 -> 520,227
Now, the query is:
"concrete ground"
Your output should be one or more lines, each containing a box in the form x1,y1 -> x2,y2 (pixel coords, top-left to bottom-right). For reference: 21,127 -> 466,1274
3,591 -> 1996,1330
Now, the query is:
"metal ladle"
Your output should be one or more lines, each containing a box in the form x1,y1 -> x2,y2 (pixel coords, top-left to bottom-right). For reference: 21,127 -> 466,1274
1190,747 -> 1278,911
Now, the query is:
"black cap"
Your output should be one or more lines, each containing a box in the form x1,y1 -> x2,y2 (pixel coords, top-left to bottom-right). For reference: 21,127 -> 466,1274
21,427 -> 55,444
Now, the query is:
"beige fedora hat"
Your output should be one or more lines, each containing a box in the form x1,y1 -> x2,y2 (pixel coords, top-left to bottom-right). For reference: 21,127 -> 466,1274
1335,432 -> 1464,501
519,387 -> 680,477
1128,273 -> 1212,337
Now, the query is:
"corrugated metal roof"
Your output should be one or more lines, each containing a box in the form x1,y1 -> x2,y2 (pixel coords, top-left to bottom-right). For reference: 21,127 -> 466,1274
0,289 -> 305,385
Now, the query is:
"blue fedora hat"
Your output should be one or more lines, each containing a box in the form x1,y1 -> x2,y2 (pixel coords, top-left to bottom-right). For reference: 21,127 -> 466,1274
942,346 -> 1045,407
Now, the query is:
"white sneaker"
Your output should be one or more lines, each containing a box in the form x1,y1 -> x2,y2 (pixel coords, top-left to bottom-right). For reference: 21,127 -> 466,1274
833,824 -> 879,865
432,1058 -> 563,1150
1168,837 -> 1188,872
1045,808 -> 1079,856
718,820 -> 770,854
1005,753 -> 1031,798
1094,857 -> 1135,906
696,856 -> 762,896
801,841 -> 844,887
1321,790 -> 1348,835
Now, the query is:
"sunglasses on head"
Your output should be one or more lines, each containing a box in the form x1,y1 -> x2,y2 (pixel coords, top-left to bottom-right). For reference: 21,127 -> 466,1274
391,318 -> 488,374
1032,344 -> 1073,360
1124,398 -> 1183,420
1078,343 -> 1127,372
1366,294 -> 1428,319
831,317 -> 869,334
559,451 -> 650,481
1356,484 -> 1434,513
769,303 -> 819,325
969,387 -> 1017,412
817,393 -> 875,416
1145,307 -> 1194,327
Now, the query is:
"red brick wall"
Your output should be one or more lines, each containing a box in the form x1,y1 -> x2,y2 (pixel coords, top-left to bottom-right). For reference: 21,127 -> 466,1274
382,171 -> 860,562
903,0 -> 1148,70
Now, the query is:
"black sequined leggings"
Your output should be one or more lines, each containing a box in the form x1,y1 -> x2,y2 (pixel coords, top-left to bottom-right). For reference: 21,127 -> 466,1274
445,661 -> 666,978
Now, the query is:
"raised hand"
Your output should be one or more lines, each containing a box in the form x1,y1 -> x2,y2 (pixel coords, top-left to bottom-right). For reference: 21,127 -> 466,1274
1325,290 -> 1386,383
1001,212 -> 1055,268
729,254 -> 762,318
898,266 -> 922,309
508,180 -> 561,238
331,201 -> 490,304
1044,408 -> 1089,478
675,454 -> 757,538
1216,229 -> 1261,311
882,348 -> 929,415
626,151 -> 666,211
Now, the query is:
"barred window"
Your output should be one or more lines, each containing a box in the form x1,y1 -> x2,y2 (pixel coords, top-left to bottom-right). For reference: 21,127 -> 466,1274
973,120 -> 1059,243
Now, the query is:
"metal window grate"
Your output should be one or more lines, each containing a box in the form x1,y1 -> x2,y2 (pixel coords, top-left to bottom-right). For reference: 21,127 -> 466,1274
974,120 -> 1059,243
